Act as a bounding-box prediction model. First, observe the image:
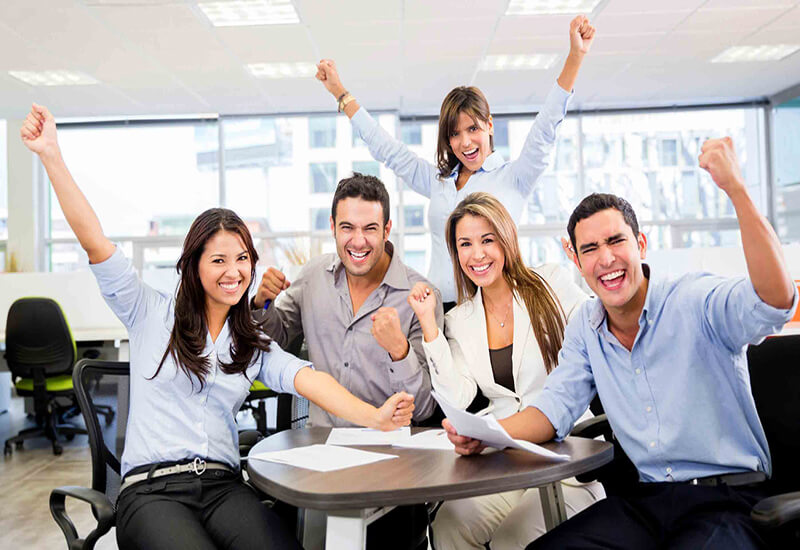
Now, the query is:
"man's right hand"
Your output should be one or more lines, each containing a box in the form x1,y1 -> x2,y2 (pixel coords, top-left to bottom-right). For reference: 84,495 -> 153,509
254,267 -> 290,308
315,59 -> 346,99
21,103 -> 60,159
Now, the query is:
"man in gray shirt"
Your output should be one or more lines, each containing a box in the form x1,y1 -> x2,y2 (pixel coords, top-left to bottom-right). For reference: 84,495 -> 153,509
253,172 -> 443,427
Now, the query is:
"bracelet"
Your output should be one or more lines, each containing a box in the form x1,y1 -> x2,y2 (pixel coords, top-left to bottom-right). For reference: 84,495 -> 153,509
338,93 -> 355,113
336,90 -> 348,103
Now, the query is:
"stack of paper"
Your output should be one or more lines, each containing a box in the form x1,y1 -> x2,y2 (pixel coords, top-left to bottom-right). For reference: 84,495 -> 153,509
393,429 -> 455,451
325,427 -> 411,446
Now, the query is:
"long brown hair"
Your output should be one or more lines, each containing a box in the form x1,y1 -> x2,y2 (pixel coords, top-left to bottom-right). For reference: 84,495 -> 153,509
445,192 -> 566,373
154,208 -> 271,389
436,86 -> 494,178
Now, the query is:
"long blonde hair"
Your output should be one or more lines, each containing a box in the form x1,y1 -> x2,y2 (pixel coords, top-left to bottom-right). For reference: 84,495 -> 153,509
445,192 -> 566,373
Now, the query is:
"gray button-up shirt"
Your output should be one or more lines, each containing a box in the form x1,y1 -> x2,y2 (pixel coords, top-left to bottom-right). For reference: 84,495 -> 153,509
255,241 -> 444,427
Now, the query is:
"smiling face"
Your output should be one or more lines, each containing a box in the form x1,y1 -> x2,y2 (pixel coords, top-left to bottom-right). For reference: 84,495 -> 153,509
197,230 -> 252,315
455,214 -> 506,292
448,111 -> 494,174
572,208 -> 648,313
331,196 -> 391,278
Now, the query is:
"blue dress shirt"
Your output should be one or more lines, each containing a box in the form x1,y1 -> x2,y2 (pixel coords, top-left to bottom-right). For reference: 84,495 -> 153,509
350,83 -> 572,303
532,265 -> 798,482
91,247 -> 310,477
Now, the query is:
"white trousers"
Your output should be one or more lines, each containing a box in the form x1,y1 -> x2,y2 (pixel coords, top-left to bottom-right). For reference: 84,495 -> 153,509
431,479 -> 605,550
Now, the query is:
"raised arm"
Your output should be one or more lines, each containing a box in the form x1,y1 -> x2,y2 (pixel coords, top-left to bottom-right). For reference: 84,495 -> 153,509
315,59 -> 436,197
20,104 -> 114,264
699,138 -> 795,310
556,15 -> 595,93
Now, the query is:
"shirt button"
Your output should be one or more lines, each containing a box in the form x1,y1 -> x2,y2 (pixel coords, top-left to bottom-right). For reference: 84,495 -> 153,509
389,368 -> 394,373
649,441 -> 656,448
347,326 -> 353,331
344,362 -> 349,368
666,467 -> 673,473
646,406 -> 652,412
635,368 -> 641,375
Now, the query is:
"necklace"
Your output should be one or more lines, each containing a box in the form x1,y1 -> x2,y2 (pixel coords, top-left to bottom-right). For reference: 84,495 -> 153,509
484,294 -> 512,328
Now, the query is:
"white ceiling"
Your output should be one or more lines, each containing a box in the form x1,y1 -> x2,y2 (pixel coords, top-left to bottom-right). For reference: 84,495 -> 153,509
1,0 -> 799,119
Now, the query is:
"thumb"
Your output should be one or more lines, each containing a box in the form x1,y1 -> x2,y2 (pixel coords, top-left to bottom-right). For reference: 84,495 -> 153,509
282,279 -> 291,290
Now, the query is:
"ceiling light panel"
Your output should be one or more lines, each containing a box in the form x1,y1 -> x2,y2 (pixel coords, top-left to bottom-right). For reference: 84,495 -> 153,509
506,0 -> 602,16
8,70 -> 100,86
711,44 -> 800,63
198,0 -> 299,27
247,62 -> 316,78
480,54 -> 560,71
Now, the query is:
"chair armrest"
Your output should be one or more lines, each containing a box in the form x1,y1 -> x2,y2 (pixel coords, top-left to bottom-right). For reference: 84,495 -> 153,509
751,491 -> 800,529
50,485 -> 115,550
571,414 -> 610,439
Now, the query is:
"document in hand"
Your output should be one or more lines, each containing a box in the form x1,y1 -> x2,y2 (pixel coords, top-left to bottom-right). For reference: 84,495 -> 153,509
432,391 -> 569,461
249,444 -> 398,472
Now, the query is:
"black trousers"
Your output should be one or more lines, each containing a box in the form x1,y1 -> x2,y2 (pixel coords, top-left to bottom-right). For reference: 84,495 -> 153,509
527,482 -> 768,550
116,468 -> 301,550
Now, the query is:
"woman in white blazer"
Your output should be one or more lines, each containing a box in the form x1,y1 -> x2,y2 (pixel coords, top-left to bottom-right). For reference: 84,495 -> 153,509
407,192 -> 603,550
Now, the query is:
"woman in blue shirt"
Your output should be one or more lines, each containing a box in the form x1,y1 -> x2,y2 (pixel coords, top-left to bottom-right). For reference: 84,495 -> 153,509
21,104 -> 415,550
315,15 -> 595,310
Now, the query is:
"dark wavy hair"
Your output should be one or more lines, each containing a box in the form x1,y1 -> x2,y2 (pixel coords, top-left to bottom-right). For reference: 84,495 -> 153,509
567,193 -> 640,253
153,208 -> 271,390
436,86 -> 494,178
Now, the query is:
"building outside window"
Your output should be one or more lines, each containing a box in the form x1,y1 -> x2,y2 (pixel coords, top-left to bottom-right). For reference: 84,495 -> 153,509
310,162 -> 338,193
309,116 -> 336,148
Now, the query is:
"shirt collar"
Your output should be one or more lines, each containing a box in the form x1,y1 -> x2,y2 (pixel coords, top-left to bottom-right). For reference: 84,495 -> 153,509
325,240 -> 411,291
588,263 -> 656,331
448,151 -> 506,178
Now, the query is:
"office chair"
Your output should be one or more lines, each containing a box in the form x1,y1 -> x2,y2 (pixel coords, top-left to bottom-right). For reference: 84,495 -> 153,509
571,334 -> 800,548
3,297 -> 110,456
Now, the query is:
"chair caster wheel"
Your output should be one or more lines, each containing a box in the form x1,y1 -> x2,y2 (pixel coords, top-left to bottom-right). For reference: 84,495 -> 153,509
15,441 -> 24,450
66,433 -> 75,441
3,444 -> 11,457
53,444 -> 63,455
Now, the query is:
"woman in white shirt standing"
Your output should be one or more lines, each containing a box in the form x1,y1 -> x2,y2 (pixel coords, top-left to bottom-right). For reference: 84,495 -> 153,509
316,16 -> 595,311
407,192 -> 603,550
20,104 -> 414,550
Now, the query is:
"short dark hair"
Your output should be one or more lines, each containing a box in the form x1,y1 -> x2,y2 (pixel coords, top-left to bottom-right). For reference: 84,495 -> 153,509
331,172 -> 391,226
567,193 -> 640,252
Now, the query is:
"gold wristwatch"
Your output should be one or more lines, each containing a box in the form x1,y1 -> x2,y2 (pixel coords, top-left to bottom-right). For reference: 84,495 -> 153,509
337,91 -> 355,113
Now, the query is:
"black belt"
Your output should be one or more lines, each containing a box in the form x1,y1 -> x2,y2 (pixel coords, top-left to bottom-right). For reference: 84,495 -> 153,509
688,471 -> 766,487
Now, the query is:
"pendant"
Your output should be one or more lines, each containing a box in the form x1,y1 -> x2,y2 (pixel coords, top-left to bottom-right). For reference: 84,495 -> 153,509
500,322 -> 505,327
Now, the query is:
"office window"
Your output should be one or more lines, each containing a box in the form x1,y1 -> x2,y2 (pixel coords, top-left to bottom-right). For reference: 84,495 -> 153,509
49,120 -> 219,271
311,208 -> 330,231
0,119 -> 6,272
309,116 -> 336,148
774,96 -> 800,242
404,205 -> 425,228
310,162 -> 338,193
401,122 -> 422,146
352,161 -> 380,178
493,118 -> 510,160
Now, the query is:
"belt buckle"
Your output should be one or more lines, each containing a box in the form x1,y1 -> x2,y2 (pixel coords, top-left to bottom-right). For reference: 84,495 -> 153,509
189,457 -> 207,476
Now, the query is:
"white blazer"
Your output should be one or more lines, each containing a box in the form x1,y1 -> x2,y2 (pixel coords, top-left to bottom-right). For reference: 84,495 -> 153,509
422,263 -> 588,421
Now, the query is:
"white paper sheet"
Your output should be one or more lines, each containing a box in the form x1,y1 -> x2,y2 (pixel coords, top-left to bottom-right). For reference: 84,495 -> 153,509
392,429 -> 455,451
249,444 -> 398,472
432,391 -> 569,461
325,427 -> 411,446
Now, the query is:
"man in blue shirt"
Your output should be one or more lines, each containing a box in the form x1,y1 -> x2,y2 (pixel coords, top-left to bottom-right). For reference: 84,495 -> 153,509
444,137 -> 797,549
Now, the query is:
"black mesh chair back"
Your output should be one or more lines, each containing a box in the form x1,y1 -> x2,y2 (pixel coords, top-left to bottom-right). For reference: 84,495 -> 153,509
73,360 -> 127,501
5,297 -> 75,378
747,335 -> 800,495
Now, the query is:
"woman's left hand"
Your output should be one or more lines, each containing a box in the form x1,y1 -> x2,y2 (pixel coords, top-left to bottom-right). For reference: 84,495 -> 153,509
569,15 -> 596,55
374,392 -> 415,430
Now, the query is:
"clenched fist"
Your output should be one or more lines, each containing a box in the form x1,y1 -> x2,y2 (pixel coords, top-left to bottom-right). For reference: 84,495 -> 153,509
370,307 -> 409,361
254,267 -> 290,308
698,137 -> 746,197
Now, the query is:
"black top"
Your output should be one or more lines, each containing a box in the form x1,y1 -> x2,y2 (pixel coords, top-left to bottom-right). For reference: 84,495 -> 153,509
489,343 -> 514,393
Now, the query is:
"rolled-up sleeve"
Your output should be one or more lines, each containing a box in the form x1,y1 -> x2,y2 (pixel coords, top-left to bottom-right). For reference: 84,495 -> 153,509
257,341 -> 313,396
698,274 -> 799,352
529,311 -> 596,440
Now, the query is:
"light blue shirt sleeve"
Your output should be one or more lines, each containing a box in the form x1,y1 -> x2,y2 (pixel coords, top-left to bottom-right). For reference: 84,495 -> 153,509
256,340 -> 313,397
350,107 -> 437,198
509,82 -> 572,198
88,245 -> 164,331
693,274 -> 799,352
530,306 -> 597,440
